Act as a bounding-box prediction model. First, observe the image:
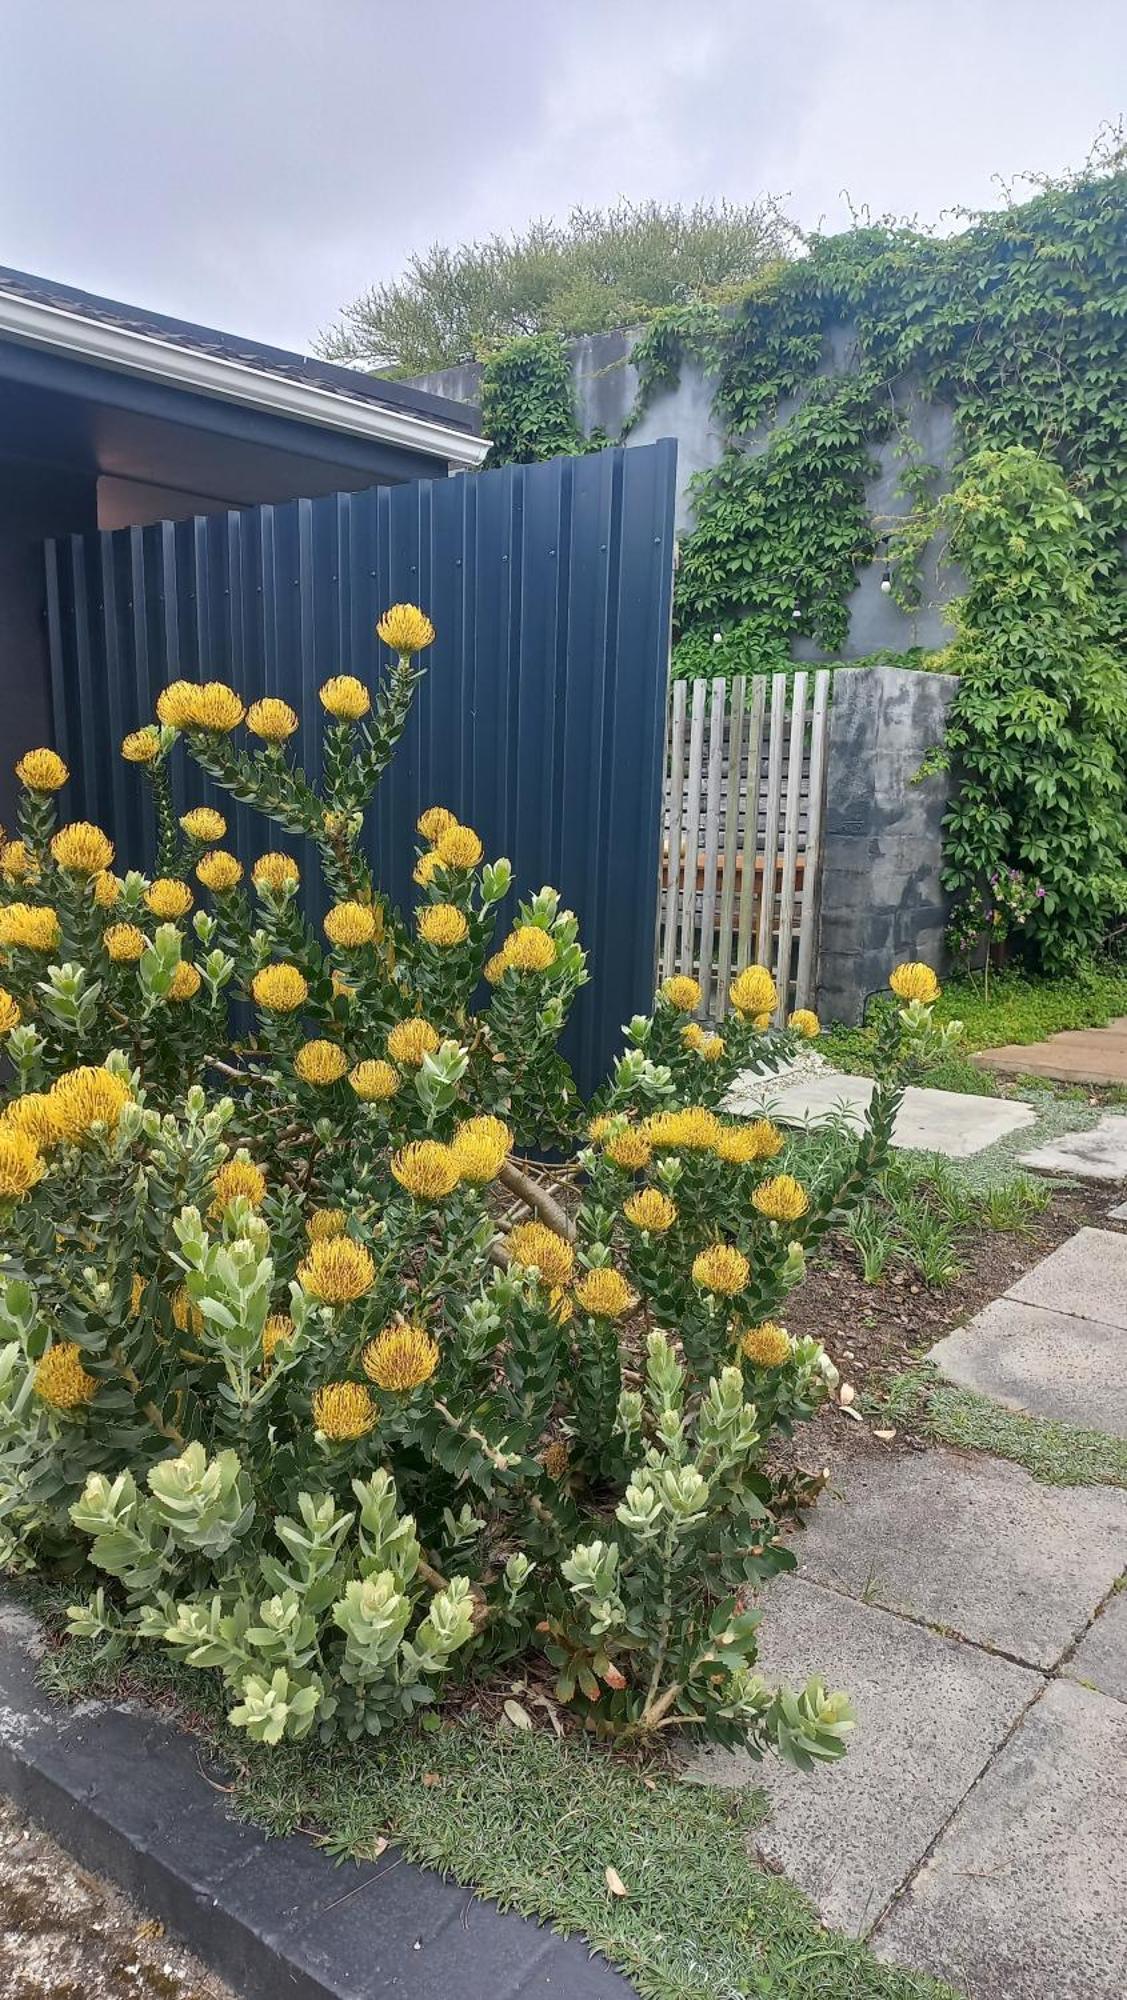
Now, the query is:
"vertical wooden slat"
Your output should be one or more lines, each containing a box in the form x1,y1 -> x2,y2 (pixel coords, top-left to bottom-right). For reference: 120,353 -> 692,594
736,675 -> 766,971
678,676 -> 708,975
661,678 -> 688,980
794,668 -> 831,1011
715,674 -> 745,1013
774,670 -> 808,1021
696,675 -> 727,1013
756,674 -> 788,971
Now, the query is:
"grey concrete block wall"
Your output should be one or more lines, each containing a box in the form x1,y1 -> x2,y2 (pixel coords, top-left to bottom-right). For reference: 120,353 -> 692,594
412,324 -> 960,656
815,666 -> 957,1024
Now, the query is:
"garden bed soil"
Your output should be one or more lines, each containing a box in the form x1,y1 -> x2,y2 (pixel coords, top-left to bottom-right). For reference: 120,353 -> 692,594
786,1180 -> 1124,1458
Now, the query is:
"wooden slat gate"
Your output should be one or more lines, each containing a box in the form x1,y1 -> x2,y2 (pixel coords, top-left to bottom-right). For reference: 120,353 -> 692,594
657,669 -> 831,1022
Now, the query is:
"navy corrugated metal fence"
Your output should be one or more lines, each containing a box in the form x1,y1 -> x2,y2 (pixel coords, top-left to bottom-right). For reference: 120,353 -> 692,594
44,441 -> 677,1095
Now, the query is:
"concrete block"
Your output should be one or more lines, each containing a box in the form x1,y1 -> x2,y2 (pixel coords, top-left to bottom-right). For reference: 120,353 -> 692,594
728,1067 -> 1036,1157
794,1448 -> 1127,1668
1006,1226 -> 1127,1328
929,1297 -> 1127,1438
1063,1590 -> 1127,1704
683,1577 -> 1039,1937
1018,1115 -> 1127,1182
875,1681 -> 1127,1999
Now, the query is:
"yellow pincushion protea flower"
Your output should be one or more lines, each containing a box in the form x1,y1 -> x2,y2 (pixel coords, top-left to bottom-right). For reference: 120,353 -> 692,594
349,1059 -> 399,1102
306,1208 -> 347,1243
146,877 -> 193,919
15,748 -> 68,792
376,603 -> 436,655
0,840 -> 37,882
417,902 -> 469,948
252,852 -> 300,894
787,1009 -> 820,1038
889,962 -> 941,1005
171,1285 -> 204,1337
574,1267 -> 634,1320
0,1129 -> 45,1200
752,1174 -> 809,1223
646,1106 -> 723,1152
548,1287 -> 574,1324
713,1119 -> 784,1165
246,697 -> 299,742
196,850 -> 243,893
319,675 -> 370,720
299,1237 -> 376,1305
682,1023 -> 725,1061
623,1187 -> 677,1233
483,951 -> 511,985
450,1115 -> 512,1184
0,903 -> 61,952
386,1017 -> 440,1066
541,1439 -> 570,1480
363,1321 -> 440,1392
0,988 -> 20,1035
262,1313 -> 294,1367
1,1093 -> 63,1151
729,964 -> 778,1018
50,822 -> 114,876
92,871 -> 120,908
103,922 -> 146,964
294,1039 -> 349,1085
180,807 -> 226,843
417,806 -> 457,844
587,1114 -> 614,1143
391,1139 -> 460,1200
49,1065 -> 132,1141
502,925 -> 556,972
167,961 -> 201,1002
155,682 -> 198,728
434,822 -> 484,870
312,1381 -> 377,1440
660,974 -> 701,1012
506,1221 -> 574,1288
122,728 -> 161,764
413,851 -> 441,888
604,1127 -> 652,1171
692,1243 -> 750,1296
324,901 -> 378,949
33,1342 -> 96,1409
176,682 -> 246,732
741,1321 -> 791,1367
212,1158 -> 267,1210
252,963 -> 308,1012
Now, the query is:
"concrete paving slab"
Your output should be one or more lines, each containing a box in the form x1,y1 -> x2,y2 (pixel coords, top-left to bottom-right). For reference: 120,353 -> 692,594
682,1577 -> 1039,1937
1019,1113 -> 1127,1182
875,1680 -> 1127,1999
1063,1589 -> 1127,1704
794,1448 -> 1127,1667
975,1020 -> 1127,1086
929,1297 -> 1127,1437
728,1068 -> 1036,1157
1006,1225 -> 1127,1328
1108,1200 -> 1127,1221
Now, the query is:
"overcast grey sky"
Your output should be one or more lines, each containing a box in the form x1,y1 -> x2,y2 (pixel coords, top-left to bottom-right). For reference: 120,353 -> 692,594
0,0 -> 1123,356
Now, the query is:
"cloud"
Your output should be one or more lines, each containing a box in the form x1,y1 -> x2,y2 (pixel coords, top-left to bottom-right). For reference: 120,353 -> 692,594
0,0 -> 1121,354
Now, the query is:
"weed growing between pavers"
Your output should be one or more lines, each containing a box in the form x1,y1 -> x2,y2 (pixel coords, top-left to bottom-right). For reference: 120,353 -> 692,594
875,1366 -> 1127,1489
28,1597 -> 954,2000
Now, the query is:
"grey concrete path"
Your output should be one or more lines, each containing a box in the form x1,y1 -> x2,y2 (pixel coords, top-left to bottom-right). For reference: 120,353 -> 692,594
728,1066 -> 1035,1158
1019,1112 -> 1127,1182
975,1018 -> 1127,1086
685,1222 -> 1127,1999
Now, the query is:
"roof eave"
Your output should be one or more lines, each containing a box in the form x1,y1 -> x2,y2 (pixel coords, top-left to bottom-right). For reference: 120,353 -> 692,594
0,289 -> 491,471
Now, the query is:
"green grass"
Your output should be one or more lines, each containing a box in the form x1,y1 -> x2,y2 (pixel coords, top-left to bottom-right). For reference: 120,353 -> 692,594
876,1366 -> 1127,1489
29,1599 -> 953,2000
934,966 -> 1127,1052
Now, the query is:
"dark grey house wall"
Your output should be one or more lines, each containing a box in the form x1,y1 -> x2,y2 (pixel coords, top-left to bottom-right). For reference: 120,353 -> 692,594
815,666 -> 957,1023
0,456 -> 97,832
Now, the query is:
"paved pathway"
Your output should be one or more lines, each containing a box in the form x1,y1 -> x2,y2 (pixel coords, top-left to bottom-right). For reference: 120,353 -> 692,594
974,1017 -> 1127,1087
728,1065 -> 1035,1158
685,1225 -> 1127,1999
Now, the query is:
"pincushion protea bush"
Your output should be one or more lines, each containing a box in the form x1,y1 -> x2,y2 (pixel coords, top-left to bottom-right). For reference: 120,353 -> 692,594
0,605 -> 956,1756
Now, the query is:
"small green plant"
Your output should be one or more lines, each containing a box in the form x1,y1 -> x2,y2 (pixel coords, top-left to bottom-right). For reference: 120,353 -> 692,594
845,1203 -> 900,1284
982,1174 -> 1052,1233
895,1199 -> 961,1288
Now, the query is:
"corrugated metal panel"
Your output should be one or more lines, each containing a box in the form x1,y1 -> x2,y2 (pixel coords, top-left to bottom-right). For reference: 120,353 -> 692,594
44,442 -> 677,1096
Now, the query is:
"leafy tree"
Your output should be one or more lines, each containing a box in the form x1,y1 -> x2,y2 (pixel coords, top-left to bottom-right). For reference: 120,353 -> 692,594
318,199 -> 795,377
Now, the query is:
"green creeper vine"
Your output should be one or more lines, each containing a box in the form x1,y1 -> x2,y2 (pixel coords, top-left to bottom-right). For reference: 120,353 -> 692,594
480,333 -> 600,469
479,149 -> 1127,964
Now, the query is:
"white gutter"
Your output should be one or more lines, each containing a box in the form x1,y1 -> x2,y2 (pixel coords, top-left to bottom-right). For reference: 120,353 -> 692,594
0,289 -> 490,471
